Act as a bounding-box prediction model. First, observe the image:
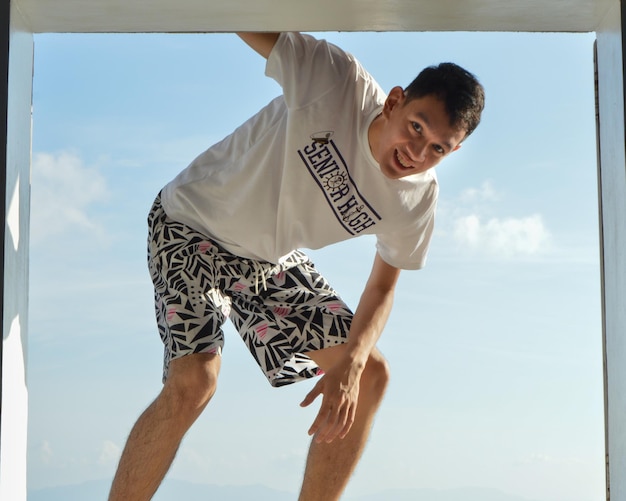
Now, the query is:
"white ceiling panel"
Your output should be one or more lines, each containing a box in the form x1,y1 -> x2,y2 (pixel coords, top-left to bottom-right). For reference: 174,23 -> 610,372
14,0 -> 617,33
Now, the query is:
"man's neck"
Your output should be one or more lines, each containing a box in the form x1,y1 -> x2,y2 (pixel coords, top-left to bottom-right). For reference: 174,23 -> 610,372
367,113 -> 383,164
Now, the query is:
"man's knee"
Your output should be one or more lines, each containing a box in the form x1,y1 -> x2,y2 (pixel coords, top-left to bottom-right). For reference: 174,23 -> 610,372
162,353 -> 221,414
361,351 -> 390,398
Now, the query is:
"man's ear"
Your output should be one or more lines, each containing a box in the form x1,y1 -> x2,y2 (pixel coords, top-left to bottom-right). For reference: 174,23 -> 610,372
383,86 -> 405,116
452,143 -> 462,152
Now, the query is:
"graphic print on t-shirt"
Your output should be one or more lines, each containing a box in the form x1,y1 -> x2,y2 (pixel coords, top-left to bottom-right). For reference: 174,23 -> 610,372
298,139 -> 381,236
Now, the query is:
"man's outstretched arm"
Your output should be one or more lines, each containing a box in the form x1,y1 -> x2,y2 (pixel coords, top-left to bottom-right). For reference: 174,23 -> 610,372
301,252 -> 401,442
237,32 -> 280,59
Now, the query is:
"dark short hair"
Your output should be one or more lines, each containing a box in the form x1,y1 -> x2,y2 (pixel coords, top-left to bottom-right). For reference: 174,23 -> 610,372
405,63 -> 485,139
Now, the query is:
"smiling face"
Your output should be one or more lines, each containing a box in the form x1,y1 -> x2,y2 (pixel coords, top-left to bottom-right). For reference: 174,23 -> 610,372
369,87 -> 467,180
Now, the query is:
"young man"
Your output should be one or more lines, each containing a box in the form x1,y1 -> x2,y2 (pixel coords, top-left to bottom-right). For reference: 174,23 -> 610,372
109,32 -> 484,501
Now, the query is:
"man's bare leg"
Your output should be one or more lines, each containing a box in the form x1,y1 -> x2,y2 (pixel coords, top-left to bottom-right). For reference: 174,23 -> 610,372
299,347 -> 389,501
108,353 -> 221,501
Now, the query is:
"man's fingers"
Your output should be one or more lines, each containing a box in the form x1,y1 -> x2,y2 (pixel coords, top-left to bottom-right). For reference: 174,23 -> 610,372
327,405 -> 353,442
309,394 -> 341,440
300,381 -> 323,408
308,402 -> 332,437
314,401 -> 350,443
318,399 -> 357,443
301,375 -> 360,442
338,404 -> 357,439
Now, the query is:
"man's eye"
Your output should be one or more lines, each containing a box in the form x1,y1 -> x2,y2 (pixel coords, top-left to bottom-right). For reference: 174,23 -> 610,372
411,122 -> 422,133
434,145 -> 445,155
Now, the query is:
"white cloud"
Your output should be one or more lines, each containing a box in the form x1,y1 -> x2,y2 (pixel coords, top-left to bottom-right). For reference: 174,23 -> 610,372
459,180 -> 499,203
97,440 -> 121,465
438,180 -> 552,258
453,213 -> 551,257
31,151 -> 109,242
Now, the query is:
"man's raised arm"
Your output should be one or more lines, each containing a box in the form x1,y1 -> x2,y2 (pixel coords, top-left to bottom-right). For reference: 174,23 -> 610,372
237,32 -> 280,59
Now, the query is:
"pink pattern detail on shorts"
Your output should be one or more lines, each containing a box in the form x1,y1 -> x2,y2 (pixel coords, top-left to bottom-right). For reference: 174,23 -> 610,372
198,241 -> 213,253
273,306 -> 291,317
233,282 -> 246,291
273,271 -> 286,286
166,308 -> 177,321
316,368 -> 325,376
326,302 -> 342,311
256,323 -> 269,339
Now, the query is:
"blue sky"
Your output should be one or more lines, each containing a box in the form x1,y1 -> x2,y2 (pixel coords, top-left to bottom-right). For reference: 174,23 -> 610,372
27,31 -> 603,500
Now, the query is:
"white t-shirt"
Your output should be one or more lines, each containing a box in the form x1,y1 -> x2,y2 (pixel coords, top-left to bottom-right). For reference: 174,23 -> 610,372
161,32 -> 438,269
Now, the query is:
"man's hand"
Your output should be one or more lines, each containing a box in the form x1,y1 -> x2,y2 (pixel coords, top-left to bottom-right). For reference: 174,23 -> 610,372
300,357 -> 364,443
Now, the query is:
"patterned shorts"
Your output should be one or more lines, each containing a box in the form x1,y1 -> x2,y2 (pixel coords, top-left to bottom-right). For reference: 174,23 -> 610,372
147,195 -> 352,387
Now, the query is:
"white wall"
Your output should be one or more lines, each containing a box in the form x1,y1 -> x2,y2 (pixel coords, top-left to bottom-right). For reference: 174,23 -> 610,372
596,1 -> 626,500
0,1 -> 33,500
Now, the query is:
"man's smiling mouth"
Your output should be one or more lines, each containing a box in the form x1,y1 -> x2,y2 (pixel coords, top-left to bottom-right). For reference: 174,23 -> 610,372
396,150 -> 412,169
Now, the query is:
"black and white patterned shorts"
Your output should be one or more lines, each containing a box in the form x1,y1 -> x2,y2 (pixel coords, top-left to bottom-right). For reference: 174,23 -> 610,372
147,194 -> 352,387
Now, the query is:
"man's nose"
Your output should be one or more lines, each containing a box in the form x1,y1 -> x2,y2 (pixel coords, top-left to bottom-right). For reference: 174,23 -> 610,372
408,141 -> 428,162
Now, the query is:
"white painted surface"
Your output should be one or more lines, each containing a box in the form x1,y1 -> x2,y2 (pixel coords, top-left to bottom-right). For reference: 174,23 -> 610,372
14,0 -> 616,33
7,174 -> 19,251
1,2 -> 33,501
0,316 -> 28,501
596,2 -> 626,500
3,0 -> 624,499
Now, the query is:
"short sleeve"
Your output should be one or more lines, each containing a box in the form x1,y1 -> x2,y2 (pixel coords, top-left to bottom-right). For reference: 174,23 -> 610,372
375,184 -> 439,270
265,32 -> 355,109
